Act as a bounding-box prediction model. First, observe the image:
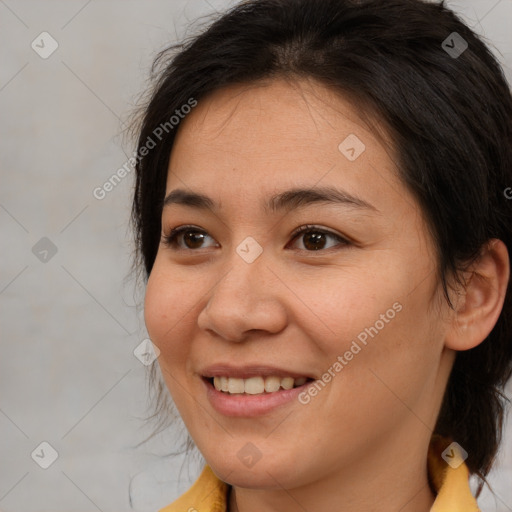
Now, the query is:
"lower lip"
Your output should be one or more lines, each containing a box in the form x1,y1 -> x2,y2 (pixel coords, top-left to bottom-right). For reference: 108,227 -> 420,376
203,378 -> 311,417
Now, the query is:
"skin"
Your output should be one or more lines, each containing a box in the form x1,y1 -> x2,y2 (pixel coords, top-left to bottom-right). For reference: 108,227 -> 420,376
144,77 -> 510,512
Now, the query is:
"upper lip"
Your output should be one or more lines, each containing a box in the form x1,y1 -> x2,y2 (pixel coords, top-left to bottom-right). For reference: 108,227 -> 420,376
200,364 -> 315,380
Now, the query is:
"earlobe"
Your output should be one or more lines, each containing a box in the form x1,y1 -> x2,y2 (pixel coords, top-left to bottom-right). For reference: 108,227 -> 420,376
444,239 -> 510,351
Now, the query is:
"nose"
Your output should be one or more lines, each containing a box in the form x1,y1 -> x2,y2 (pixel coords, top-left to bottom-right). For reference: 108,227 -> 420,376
196,254 -> 288,342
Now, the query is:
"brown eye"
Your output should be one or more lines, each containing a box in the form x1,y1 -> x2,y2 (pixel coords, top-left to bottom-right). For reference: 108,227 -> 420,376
289,225 -> 350,251
162,224 -> 350,252
162,226 -> 217,250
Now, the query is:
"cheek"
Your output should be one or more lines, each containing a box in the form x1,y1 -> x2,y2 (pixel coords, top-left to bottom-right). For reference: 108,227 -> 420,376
144,266 -> 198,410
143,269 -> 166,345
144,265 -> 191,361
310,260 -> 441,386
303,269 -> 398,346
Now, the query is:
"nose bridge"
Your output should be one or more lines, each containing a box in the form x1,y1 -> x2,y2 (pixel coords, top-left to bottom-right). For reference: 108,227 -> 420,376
209,241 -> 268,312
216,225 -> 269,292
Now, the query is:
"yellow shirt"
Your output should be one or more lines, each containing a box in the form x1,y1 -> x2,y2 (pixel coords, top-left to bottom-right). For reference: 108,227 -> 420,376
159,436 -> 480,512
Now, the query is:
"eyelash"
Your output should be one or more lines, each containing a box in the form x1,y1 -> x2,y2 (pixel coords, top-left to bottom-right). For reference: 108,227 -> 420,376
161,224 -> 351,252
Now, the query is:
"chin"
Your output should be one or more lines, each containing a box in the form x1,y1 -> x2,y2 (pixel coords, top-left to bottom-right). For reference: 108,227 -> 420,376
207,454 -> 305,490
213,465 -> 286,489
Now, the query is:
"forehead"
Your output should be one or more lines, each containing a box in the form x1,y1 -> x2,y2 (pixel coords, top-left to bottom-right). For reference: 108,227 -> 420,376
165,78 -> 412,220
174,78 -> 378,148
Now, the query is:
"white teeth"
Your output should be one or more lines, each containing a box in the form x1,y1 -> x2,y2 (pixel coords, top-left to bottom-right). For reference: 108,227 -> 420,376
281,377 -> 294,390
211,376 -> 309,394
228,378 -> 245,394
264,376 -> 281,392
244,376 -> 265,394
213,376 -> 230,392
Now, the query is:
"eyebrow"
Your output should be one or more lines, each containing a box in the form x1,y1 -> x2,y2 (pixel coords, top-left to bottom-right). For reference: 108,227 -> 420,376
163,186 -> 378,214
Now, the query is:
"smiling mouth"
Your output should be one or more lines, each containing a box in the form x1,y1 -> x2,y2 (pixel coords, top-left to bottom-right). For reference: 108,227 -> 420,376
205,376 -> 314,395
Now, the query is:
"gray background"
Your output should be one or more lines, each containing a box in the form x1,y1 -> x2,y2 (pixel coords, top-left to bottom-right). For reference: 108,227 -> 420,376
0,0 -> 511,510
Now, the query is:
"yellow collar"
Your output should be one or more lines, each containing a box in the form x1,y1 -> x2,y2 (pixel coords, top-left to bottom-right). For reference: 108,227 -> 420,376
160,436 -> 480,512
427,435 -> 480,512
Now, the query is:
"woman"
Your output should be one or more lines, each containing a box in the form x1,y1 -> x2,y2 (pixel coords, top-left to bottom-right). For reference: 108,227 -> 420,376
131,0 -> 512,510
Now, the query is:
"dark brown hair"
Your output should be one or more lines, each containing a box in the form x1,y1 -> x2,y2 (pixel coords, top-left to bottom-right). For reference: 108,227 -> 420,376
131,0 -> 512,488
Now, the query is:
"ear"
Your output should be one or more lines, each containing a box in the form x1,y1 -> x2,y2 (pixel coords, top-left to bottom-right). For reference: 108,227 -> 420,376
444,239 -> 510,351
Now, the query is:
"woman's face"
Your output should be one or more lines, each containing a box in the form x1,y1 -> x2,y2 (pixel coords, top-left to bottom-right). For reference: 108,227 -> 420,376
144,78 -> 455,490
